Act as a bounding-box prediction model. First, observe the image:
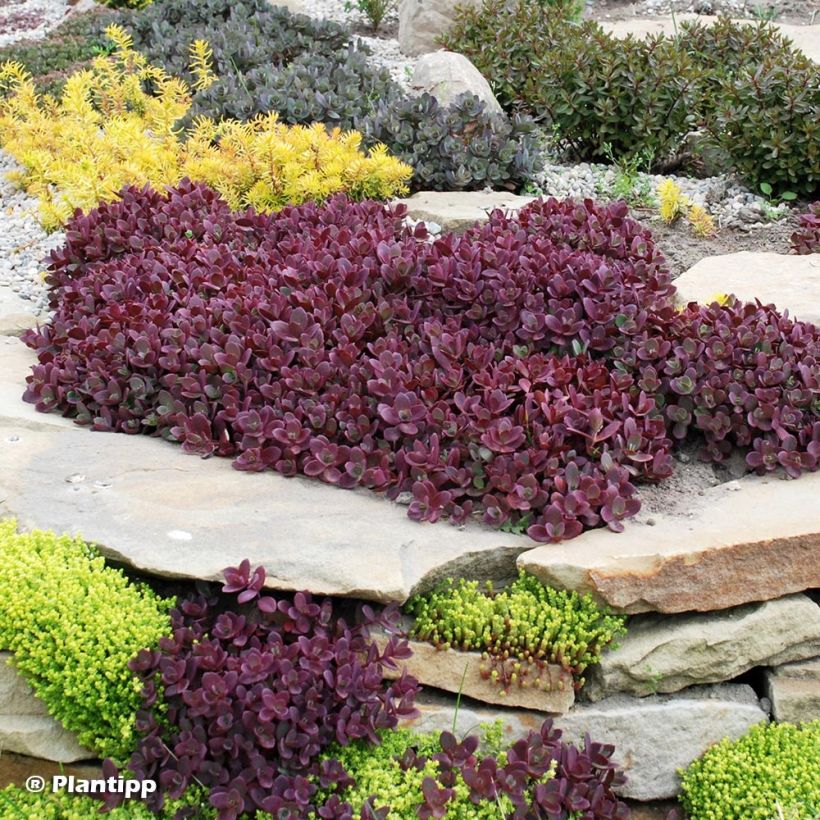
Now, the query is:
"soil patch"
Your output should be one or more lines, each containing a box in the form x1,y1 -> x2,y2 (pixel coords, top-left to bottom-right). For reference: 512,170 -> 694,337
633,209 -> 800,280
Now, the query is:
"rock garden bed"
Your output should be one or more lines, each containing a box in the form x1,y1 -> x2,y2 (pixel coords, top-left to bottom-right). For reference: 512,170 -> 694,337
0,0 -> 818,817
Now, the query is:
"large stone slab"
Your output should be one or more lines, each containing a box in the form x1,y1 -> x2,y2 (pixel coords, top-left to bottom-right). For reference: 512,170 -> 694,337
674,252 -> 820,326
375,634 -> 574,713
519,472 -> 820,614
0,654 -> 47,717
601,16 -> 820,64
410,51 -> 503,116
585,594 -> 820,700
0,654 -> 92,763
0,340 -> 531,604
0,290 -> 38,338
407,684 -> 767,800
0,715 -> 92,763
396,190 -> 536,233
764,656 -> 820,723
398,0 -> 481,56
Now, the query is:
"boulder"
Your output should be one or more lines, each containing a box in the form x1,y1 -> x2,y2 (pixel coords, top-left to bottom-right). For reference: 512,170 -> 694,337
0,340 -> 531,604
585,594 -> 820,700
375,634 -> 574,713
0,653 -> 48,717
0,715 -> 92,763
398,0 -> 481,56
764,656 -> 820,723
407,684 -> 767,800
674,252 -> 820,326
0,653 -> 92,763
395,190 -> 536,233
518,472 -> 820,614
410,51 -> 503,116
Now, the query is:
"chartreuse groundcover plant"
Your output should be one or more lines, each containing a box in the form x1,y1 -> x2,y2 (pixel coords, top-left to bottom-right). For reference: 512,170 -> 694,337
0,26 -> 410,228
313,720 -> 629,818
680,721 -> 820,820
407,572 -> 626,692
0,519 -> 171,763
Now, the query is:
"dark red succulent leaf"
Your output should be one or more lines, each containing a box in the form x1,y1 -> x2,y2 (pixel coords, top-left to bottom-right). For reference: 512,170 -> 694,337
25,184 -> 819,546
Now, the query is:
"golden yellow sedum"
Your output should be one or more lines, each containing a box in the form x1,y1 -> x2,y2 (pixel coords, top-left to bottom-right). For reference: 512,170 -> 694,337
0,26 -> 411,230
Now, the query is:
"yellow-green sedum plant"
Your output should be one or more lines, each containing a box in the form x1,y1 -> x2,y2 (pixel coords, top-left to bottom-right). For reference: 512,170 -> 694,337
0,519 -> 172,763
0,26 -> 411,229
680,721 -> 820,820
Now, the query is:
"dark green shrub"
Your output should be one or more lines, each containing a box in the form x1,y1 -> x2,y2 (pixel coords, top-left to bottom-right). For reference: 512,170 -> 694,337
406,571 -> 626,690
0,9 -> 116,97
444,2 -> 816,190
708,53 -> 819,197
678,16 -> 797,106
361,92 -> 544,192
0,520 -> 172,763
680,721 -> 820,820
443,3 -> 700,166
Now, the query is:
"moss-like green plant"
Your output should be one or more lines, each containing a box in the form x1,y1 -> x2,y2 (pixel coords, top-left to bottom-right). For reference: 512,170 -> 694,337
314,725 -> 519,817
406,571 -> 626,692
680,721 -> 820,820
0,785 -> 212,819
0,520 -> 172,763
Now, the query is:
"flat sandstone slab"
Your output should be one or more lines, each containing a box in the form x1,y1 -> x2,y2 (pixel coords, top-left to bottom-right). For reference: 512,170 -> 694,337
674,252 -> 820,326
375,634 -> 574,713
764,656 -> 820,724
0,341 -> 531,604
585,593 -> 820,700
395,191 -> 536,233
519,472 -> 820,614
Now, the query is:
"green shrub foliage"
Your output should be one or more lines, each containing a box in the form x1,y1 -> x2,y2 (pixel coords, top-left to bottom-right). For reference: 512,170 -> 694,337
707,52 -> 819,197
680,721 -> 820,820
406,572 -> 626,691
0,520 -> 172,762
443,2 -> 815,191
443,4 -> 699,165
0,9 -> 115,97
124,0 -> 540,192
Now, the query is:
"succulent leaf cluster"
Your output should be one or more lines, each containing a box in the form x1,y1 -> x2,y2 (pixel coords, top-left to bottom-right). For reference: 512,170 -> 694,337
0,8 -> 116,97
680,721 -> 820,820
314,721 -> 629,818
792,202 -> 820,255
0,520 -> 172,763
123,560 -> 418,818
361,92 -> 543,192
406,572 -> 626,690
24,186 -> 820,540
0,33 -> 410,228
443,3 -> 817,193
124,0 -> 540,192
